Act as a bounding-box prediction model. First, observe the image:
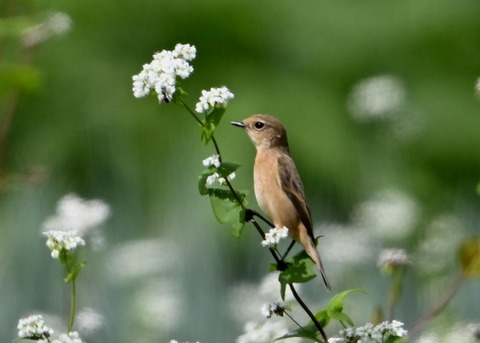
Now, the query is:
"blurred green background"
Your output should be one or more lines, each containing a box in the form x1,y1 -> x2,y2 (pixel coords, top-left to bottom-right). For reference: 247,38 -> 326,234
1,0 -> 480,342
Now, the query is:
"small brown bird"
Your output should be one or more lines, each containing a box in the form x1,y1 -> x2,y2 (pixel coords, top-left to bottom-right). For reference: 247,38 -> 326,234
232,114 -> 331,290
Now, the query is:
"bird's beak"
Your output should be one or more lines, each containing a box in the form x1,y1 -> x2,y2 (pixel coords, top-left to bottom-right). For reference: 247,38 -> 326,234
231,121 -> 246,128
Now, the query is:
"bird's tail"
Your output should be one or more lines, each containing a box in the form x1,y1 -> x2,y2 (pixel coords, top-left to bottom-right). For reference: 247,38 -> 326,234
300,234 -> 331,291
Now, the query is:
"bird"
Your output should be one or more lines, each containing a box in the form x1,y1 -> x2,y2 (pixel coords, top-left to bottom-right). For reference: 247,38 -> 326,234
231,114 -> 331,290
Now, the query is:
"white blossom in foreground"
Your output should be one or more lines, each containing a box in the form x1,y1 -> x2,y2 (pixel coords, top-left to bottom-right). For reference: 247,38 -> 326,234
17,314 -> 53,340
261,226 -> 289,248
44,230 -> 85,259
205,172 -> 236,187
328,320 -> 407,343
51,331 -> 85,343
132,43 -> 196,103
195,86 -> 234,113
168,340 -> 201,343
202,154 -> 221,168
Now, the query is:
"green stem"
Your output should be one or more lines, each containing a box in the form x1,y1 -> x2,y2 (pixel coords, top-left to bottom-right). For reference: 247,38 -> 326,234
65,260 -> 77,332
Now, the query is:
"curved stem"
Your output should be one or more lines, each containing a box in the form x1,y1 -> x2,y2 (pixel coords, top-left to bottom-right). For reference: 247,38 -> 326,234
289,283 -> 328,342
408,273 -> 465,337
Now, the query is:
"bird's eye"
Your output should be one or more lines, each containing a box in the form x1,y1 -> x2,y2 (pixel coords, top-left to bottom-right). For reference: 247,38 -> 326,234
254,122 -> 265,130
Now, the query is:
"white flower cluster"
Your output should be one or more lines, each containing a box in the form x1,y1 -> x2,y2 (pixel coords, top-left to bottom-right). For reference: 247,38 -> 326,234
261,226 -> 289,248
50,331 -> 85,343
328,320 -> 407,343
195,86 -> 234,113
202,154 -> 221,168
377,248 -> 410,269
476,77 -> 480,97
17,314 -> 53,340
44,230 -> 85,259
22,12 -> 72,47
206,172 -> 236,187
132,43 -> 196,102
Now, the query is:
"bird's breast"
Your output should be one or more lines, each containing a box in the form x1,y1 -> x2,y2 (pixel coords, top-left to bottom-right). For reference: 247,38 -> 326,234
254,151 -> 298,231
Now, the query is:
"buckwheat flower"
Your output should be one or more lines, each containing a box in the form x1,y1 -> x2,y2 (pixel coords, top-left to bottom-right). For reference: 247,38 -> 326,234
51,331 -> 85,343
44,230 -> 85,259
17,314 -> 53,339
132,44 -> 196,103
205,172 -> 235,187
173,43 -> 197,61
261,226 -> 289,248
378,248 -> 410,271
329,320 -> 407,343
218,172 -> 236,185
206,173 -> 220,187
195,86 -> 234,113
202,154 -> 221,168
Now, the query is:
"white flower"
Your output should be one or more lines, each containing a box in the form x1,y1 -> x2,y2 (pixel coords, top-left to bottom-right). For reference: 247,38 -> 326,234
329,320 -> 407,343
44,230 -> 85,259
51,331 -> 85,343
17,314 -> 54,339
173,43 -> 197,61
475,77 -> 480,97
261,226 -> 289,248
195,86 -> 234,113
378,248 -> 410,269
205,172 -> 235,187
202,154 -> 221,168
132,44 -> 196,103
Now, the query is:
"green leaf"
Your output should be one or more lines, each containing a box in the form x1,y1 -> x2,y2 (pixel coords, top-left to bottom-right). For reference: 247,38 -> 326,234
279,250 -> 316,285
217,162 -> 240,178
273,324 -> 321,342
459,237 -> 480,277
64,261 -> 87,283
198,169 -> 212,195
201,106 -> 226,144
209,188 -> 247,238
311,289 -> 364,328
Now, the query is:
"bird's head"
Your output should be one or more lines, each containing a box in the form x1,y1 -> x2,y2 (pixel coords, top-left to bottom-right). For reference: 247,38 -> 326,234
231,114 -> 289,150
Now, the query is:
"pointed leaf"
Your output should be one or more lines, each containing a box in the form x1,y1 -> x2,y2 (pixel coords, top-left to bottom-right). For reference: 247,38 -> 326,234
201,106 -> 226,144
198,169 -> 212,195
217,162 -> 240,178
273,324 -> 321,342
278,250 -> 316,286
209,188 -> 247,238
64,261 -> 87,283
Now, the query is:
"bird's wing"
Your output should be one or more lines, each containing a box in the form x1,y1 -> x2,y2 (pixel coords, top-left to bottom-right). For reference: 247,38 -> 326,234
277,154 -> 315,240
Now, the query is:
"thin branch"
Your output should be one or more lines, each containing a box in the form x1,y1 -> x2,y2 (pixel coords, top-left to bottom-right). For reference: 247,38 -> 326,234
289,283 -> 328,343
408,273 -> 465,337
